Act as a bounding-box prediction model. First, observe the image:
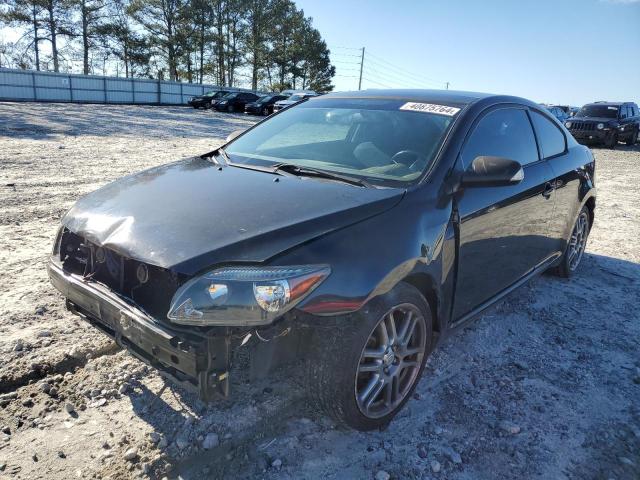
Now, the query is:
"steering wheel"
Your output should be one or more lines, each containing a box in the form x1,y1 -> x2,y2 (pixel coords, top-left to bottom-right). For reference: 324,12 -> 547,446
390,150 -> 427,171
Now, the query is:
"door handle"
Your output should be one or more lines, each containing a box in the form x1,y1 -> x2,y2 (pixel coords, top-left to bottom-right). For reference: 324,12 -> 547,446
542,182 -> 554,199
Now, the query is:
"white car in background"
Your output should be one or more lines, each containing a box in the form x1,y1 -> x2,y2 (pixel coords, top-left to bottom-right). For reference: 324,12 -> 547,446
273,91 -> 318,112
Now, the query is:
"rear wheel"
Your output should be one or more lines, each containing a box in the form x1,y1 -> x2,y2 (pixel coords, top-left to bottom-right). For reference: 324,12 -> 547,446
626,128 -> 638,146
307,282 -> 432,431
552,206 -> 590,278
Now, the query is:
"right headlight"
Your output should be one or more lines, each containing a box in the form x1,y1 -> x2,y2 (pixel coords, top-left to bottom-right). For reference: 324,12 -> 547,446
167,265 -> 330,326
597,123 -> 604,130
565,121 -> 572,128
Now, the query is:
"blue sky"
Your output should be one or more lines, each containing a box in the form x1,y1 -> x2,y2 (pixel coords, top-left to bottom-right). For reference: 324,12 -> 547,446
296,0 -> 640,106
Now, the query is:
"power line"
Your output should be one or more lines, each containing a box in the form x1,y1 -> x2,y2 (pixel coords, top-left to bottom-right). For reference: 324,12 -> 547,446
362,77 -> 393,89
363,54 -> 443,87
365,50 -> 444,85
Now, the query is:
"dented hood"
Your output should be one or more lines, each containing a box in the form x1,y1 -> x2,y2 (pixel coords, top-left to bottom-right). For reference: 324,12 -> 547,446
62,157 -> 404,275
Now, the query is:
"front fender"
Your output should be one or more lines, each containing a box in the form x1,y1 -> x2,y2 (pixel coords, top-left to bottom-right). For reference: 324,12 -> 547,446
270,190 -> 454,328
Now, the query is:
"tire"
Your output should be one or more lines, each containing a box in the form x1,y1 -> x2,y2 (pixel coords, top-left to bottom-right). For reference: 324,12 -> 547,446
605,132 -> 618,149
626,128 -> 638,146
306,282 -> 433,431
262,107 -> 269,116
551,206 -> 591,278
227,104 -> 234,113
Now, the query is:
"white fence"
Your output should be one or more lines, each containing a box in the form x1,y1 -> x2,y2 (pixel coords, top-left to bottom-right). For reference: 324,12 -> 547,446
0,68 -> 254,105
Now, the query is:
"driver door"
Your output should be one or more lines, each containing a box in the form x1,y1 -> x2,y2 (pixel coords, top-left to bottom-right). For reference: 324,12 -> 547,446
452,106 -> 557,320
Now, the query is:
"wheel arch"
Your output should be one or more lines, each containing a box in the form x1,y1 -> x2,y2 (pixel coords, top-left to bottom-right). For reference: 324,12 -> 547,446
584,195 -> 595,230
401,272 -> 442,335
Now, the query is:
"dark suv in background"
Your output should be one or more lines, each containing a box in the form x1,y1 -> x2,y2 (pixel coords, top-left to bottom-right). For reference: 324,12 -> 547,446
244,94 -> 289,116
214,92 -> 261,113
565,102 -> 640,148
188,90 -> 230,109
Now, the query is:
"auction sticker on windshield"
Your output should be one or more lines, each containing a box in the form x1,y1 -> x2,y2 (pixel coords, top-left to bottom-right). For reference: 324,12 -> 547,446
400,102 -> 461,116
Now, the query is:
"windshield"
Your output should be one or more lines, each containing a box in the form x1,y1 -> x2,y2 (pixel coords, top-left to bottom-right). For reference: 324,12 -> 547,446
577,105 -> 619,118
225,98 -> 459,185
257,95 -> 275,103
287,94 -> 306,102
222,93 -> 238,100
204,91 -> 216,97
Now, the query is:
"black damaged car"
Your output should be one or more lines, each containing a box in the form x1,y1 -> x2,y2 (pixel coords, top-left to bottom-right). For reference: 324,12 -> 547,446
565,102 -> 639,148
49,90 -> 596,430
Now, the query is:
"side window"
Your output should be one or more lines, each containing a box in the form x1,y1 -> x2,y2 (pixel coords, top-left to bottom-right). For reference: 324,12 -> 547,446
619,107 -> 628,119
632,105 -> 639,117
530,111 -> 567,158
462,108 -> 539,167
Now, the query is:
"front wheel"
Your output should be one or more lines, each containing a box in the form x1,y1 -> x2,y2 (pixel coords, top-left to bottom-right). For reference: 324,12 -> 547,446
307,282 -> 432,430
605,132 -> 618,149
227,104 -> 234,113
262,107 -> 269,116
626,128 -> 638,146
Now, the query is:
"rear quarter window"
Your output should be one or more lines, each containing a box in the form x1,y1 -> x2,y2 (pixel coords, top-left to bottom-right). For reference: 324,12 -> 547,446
530,111 -> 566,159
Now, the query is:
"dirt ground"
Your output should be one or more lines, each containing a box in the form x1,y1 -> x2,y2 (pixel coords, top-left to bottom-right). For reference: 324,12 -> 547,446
0,103 -> 638,480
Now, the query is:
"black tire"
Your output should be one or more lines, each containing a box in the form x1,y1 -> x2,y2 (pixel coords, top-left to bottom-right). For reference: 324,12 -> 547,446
551,206 -> 591,278
262,107 -> 269,116
227,104 -> 234,113
306,282 -> 433,431
605,132 -> 618,149
626,128 -> 638,146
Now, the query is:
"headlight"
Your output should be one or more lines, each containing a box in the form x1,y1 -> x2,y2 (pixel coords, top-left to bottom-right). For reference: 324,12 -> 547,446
619,126 -> 625,131
219,101 -> 227,105
565,121 -> 572,128
167,265 -> 330,326
597,123 -> 604,130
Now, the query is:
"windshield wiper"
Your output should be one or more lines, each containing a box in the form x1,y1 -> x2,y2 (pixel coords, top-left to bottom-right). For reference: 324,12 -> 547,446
272,163 -> 372,188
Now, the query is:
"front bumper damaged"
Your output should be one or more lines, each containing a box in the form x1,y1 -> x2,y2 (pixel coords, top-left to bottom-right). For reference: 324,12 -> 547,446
48,260 -> 231,400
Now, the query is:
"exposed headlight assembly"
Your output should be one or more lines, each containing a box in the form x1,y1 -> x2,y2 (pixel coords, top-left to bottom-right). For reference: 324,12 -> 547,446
167,265 -> 330,326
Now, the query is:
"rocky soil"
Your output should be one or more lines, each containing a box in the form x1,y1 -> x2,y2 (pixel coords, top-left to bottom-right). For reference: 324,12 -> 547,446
0,103 -> 639,480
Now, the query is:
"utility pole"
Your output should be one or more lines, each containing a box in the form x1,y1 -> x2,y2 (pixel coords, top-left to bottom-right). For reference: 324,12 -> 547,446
445,81 -> 450,90
358,47 -> 365,90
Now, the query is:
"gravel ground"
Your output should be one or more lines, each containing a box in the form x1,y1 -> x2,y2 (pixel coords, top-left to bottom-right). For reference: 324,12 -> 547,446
0,102 -> 639,480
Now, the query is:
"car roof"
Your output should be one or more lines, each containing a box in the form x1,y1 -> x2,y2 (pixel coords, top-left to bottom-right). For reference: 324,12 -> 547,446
588,101 -> 625,107
316,89 -> 525,107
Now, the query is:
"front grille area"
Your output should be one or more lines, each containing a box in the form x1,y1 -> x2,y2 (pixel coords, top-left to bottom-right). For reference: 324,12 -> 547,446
570,121 -> 595,132
58,229 -> 185,320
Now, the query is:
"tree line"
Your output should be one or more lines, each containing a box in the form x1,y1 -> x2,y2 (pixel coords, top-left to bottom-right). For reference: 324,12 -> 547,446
0,0 -> 336,92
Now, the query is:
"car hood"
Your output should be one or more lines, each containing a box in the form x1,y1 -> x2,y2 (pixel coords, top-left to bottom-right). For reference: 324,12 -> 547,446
571,116 -> 617,124
62,156 -> 404,275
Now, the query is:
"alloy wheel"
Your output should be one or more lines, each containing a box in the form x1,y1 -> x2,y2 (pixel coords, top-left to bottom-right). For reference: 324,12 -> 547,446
355,303 -> 426,419
568,211 -> 589,271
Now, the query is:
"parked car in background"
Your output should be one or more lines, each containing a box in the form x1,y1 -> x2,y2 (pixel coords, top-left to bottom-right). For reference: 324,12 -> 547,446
565,102 -> 640,148
188,90 -> 231,109
244,94 -> 289,116
545,105 -> 569,123
49,89 -> 596,431
214,92 -> 261,113
272,92 -> 317,112
551,105 -> 579,117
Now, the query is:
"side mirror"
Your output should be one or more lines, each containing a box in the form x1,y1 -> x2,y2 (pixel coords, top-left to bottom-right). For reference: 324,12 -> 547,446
461,156 -> 524,188
226,129 -> 244,143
